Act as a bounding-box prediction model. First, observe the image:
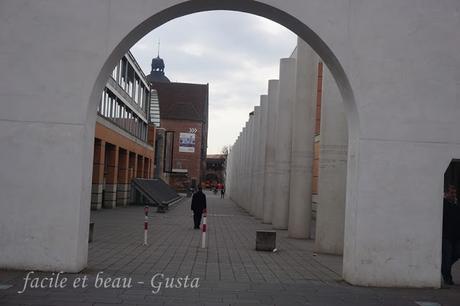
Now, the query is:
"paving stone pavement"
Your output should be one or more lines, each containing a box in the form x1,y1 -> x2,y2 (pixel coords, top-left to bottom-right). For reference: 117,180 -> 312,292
1,191 -> 460,305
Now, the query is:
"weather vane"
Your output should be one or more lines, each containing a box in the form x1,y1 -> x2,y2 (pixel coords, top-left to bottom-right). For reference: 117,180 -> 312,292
157,39 -> 160,57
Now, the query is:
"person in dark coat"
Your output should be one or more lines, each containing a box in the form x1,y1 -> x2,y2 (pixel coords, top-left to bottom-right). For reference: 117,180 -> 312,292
442,185 -> 460,285
191,186 -> 207,229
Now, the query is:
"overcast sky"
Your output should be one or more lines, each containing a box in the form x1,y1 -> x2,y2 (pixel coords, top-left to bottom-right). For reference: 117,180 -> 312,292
130,11 -> 296,154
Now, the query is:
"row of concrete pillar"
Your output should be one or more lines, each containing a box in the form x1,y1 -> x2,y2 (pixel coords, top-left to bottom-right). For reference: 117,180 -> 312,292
91,138 -> 153,209
226,38 -> 348,254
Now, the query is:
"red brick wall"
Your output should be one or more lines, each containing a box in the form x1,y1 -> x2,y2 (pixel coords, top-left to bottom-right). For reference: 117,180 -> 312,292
160,119 -> 205,183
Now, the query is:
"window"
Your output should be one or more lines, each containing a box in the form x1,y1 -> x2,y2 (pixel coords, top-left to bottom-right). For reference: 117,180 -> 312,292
111,64 -> 118,80
120,58 -> 127,90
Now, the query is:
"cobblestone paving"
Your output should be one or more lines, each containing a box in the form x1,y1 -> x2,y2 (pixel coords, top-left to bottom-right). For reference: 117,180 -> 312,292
1,191 -> 460,305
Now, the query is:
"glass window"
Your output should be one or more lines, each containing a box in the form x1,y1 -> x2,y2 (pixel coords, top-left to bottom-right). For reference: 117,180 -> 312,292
118,59 -> 122,85
109,96 -> 113,118
144,89 -> 149,110
121,57 -> 127,89
104,92 -> 108,117
111,65 -> 117,80
134,78 -> 139,103
98,92 -> 103,114
139,85 -> 143,108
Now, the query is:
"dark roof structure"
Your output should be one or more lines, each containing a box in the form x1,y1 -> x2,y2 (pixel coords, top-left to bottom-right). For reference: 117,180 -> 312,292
152,81 -> 209,123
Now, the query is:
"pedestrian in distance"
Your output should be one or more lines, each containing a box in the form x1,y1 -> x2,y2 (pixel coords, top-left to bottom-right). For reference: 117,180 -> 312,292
441,184 -> 460,285
220,186 -> 225,199
191,185 -> 207,229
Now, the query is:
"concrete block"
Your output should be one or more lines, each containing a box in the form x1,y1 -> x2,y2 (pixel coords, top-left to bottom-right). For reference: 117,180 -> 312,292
256,230 -> 276,251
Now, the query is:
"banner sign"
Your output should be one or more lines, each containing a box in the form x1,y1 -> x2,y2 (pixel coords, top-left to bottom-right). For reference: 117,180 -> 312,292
179,132 -> 195,153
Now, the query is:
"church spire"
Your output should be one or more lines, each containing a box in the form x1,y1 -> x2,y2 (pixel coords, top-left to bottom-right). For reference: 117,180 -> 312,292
147,39 -> 170,83
157,39 -> 160,58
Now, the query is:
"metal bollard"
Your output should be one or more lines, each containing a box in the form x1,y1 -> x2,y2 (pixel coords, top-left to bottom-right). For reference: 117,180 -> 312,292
144,205 -> 149,245
201,209 -> 207,248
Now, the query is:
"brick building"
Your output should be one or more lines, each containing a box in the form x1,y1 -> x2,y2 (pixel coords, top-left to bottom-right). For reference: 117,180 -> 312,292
204,154 -> 227,189
147,55 -> 209,191
92,51 -> 157,209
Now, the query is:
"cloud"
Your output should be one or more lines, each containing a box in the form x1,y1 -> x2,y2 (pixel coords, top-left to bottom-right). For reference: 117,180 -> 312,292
130,11 -> 297,153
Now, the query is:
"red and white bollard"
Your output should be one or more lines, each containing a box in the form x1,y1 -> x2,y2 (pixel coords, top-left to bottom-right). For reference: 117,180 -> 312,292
144,205 -> 149,245
201,209 -> 207,248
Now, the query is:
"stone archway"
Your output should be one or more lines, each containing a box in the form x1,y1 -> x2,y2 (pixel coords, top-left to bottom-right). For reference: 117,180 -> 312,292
88,0 -> 360,283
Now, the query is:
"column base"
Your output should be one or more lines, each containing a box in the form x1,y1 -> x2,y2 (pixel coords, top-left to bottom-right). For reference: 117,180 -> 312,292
116,184 -> 129,207
91,184 -> 103,210
103,184 -> 117,209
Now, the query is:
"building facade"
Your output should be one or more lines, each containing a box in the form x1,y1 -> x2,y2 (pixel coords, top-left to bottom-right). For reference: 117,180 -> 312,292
204,154 -> 227,189
147,55 -> 209,191
91,51 -> 156,209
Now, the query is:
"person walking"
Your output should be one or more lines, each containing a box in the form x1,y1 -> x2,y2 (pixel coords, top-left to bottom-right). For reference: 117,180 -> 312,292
220,184 -> 225,199
191,186 -> 207,229
442,185 -> 460,285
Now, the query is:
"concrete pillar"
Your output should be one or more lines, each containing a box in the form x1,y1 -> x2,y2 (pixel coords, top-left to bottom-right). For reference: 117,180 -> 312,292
272,58 -> 297,229
255,95 -> 268,219
246,116 -> 252,212
249,108 -> 259,216
226,146 -> 232,197
235,133 -> 243,204
230,135 -> 238,202
315,66 -> 348,255
245,119 -> 251,211
288,39 -> 318,239
103,144 -> 119,209
91,139 -> 105,210
242,124 -> 249,211
116,148 -> 129,207
262,80 -> 280,224
227,140 -> 233,198
239,130 -> 244,207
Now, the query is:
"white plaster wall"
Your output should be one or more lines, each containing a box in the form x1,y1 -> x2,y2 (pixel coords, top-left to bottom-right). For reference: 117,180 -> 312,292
0,0 -> 459,287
